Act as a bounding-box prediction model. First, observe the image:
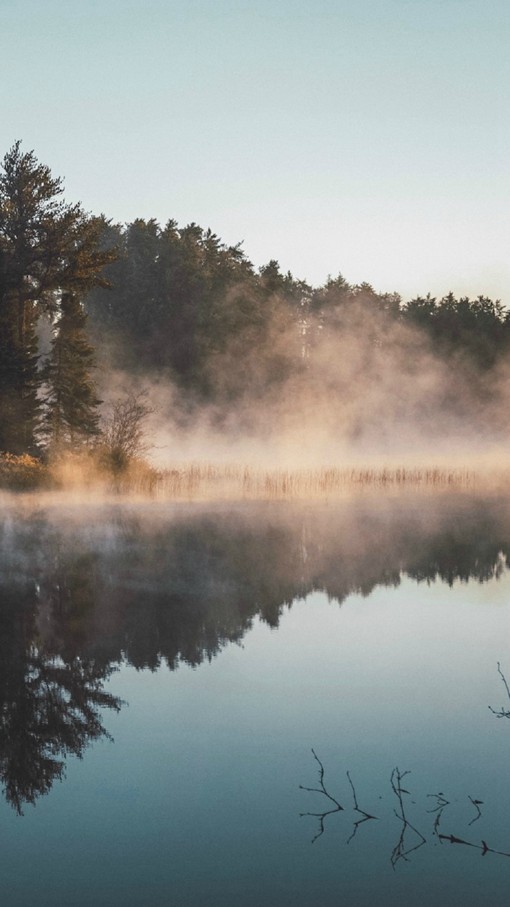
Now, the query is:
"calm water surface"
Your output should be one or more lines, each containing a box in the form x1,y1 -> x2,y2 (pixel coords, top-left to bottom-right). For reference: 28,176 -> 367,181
1,491 -> 510,905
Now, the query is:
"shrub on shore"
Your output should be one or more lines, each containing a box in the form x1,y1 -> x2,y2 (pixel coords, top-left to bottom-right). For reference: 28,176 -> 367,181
0,453 -> 49,490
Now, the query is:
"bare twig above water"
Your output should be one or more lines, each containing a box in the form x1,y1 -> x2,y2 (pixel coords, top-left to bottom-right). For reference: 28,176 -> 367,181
390,768 -> 426,869
489,662 -> 510,718
497,661 -> 510,699
299,751 -> 510,865
438,834 -> 510,858
427,792 -> 450,837
425,791 -> 483,836
468,796 -> 483,826
299,748 -> 343,842
345,770 -> 378,844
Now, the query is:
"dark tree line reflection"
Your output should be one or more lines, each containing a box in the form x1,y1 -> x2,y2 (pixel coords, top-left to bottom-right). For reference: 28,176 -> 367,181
0,580 -> 121,813
0,490 -> 510,811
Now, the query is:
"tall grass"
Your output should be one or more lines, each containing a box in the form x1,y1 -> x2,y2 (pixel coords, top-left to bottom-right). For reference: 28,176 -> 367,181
0,453 -> 479,498
155,463 -> 477,500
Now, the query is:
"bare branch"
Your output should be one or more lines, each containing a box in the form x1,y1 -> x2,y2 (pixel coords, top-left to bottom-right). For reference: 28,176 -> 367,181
489,662 -> 510,718
345,770 -> 378,844
299,749 -> 343,842
438,833 -> 510,858
99,391 -> 154,471
468,796 -> 483,826
427,792 -> 450,838
390,768 -> 426,869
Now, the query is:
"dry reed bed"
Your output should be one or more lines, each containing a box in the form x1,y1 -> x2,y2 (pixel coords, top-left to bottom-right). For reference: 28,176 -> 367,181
0,453 -> 482,498
155,464 -> 478,500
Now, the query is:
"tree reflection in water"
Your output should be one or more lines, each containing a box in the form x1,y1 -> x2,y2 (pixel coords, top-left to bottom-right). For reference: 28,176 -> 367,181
1,490 -> 510,812
0,581 -> 121,814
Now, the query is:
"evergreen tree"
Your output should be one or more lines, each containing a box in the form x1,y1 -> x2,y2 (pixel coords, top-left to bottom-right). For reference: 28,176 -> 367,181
0,248 -> 40,454
42,292 -> 101,449
0,142 -> 115,454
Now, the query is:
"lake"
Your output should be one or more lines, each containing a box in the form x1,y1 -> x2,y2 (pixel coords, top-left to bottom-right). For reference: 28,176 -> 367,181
1,489 -> 510,905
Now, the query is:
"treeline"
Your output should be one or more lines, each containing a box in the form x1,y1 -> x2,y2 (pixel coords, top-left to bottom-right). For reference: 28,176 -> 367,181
87,221 -> 510,402
2,142 -> 510,464
85,221 -> 305,402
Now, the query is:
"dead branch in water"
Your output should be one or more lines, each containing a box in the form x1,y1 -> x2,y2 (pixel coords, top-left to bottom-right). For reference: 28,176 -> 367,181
299,748 -> 344,842
489,662 -> 510,718
468,796 -> 483,826
427,791 -> 450,837
390,768 -> 426,869
345,770 -> 378,844
438,833 -> 510,858
300,754 -> 510,865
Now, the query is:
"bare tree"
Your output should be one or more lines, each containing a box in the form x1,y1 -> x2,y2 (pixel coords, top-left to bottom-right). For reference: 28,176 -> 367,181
100,391 -> 153,472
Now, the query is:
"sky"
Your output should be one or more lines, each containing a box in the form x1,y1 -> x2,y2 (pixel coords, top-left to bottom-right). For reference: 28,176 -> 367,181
2,0 -> 510,301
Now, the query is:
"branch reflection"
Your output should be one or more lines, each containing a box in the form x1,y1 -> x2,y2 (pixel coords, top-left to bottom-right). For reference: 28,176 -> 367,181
299,749 -> 344,842
489,662 -> 510,719
300,750 -> 510,866
390,768 -> 426,868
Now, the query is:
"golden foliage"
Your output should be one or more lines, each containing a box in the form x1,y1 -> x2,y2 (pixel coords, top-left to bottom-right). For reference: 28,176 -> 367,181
0,453 -> 48,490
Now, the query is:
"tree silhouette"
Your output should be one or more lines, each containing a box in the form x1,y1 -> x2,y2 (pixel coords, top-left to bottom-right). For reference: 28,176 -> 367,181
0,142 -> 115,454
41,291 -> 102,449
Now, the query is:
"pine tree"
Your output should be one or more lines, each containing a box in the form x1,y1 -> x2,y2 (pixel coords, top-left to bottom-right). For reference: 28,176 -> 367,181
0,255 -> 40,454
42,293 -> 101,450
0,142 -> 116,454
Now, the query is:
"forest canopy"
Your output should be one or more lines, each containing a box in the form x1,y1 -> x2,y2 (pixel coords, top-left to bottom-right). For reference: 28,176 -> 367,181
1,142 -> 510,470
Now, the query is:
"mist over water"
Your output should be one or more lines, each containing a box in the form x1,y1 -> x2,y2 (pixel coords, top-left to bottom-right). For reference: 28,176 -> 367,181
99,299 -> 510,474
1,490 -> 510,904
3,488 -> 509,650
6,210 -> 510,902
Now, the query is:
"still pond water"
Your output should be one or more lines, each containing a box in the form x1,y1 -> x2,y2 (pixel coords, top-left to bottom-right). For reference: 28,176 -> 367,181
1,490 -> 510,905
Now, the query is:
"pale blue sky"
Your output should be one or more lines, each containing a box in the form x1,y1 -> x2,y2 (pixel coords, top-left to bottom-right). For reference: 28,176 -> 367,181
2,0 -> 510,299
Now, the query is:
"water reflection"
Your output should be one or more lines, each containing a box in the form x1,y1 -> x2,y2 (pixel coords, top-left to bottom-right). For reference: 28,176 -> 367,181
0,577 -> 121,812
300,752 -> 510,864
299,750 -> 377,844
489,662 -> 510,718
3,492 -> 510,668
390,768 -> 427,867
1,490 -> 510,811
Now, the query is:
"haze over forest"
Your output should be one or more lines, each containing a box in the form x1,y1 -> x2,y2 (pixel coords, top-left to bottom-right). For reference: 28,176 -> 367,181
1,141 -> 510,486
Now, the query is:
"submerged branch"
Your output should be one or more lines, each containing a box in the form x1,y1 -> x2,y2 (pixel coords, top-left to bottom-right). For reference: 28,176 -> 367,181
468,796 -> 483,826
299,750 -> 510,866
438,834 -> 510,859
427,792 -> 450,837
489,662 -> 510,718
390,768 -> 426,869
299,748 -> 343,842
345,770 -> 378,844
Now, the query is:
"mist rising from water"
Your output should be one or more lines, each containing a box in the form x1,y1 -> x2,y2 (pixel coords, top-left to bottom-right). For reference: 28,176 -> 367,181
103,300 -> 510,476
